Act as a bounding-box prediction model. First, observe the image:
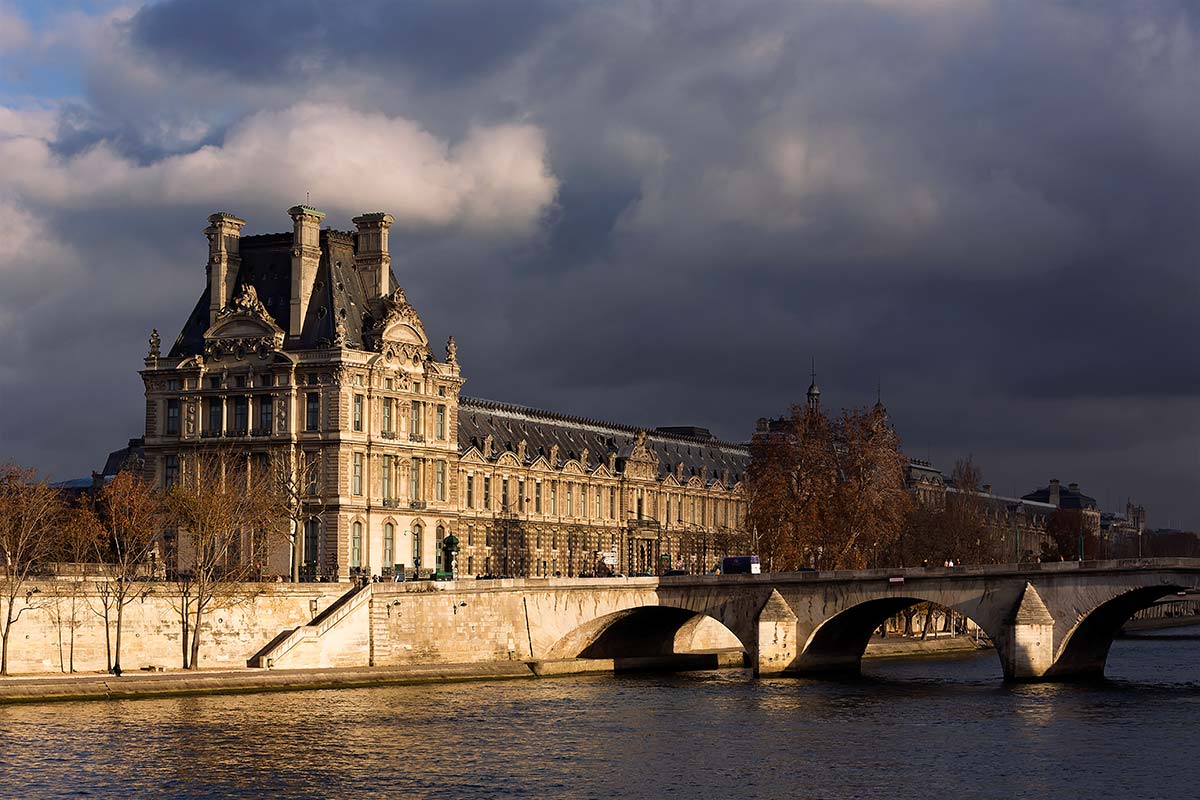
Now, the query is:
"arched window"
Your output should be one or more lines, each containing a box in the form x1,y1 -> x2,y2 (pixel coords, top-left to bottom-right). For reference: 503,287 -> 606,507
383,523 -> 394,568
412,524 -> 423,571
351,521 -> 363,568
435,525 -> 445,570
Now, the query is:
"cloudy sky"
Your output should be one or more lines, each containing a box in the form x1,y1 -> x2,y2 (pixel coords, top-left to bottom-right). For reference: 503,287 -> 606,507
0,0 -> 1197,527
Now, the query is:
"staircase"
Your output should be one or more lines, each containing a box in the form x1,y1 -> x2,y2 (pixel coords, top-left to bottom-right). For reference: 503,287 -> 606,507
250,583 -> 374,669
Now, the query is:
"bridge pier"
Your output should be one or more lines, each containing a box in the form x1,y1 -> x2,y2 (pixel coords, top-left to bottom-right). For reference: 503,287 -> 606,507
753,589 -> 798,675
999,583 -> 1057,680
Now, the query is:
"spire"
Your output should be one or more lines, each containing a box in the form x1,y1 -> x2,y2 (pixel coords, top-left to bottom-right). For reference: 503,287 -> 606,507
873,375 -> 886,413
806,357 -> 820,413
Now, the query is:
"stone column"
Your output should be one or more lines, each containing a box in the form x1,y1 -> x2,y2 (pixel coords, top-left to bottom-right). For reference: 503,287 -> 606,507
754,588 -> 798,675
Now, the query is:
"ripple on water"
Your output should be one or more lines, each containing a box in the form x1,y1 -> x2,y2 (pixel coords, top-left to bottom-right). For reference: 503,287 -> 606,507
1,639 -> 1198,800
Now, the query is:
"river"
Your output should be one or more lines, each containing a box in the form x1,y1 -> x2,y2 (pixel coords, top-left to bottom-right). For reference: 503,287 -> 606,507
1,634 -> 1198,800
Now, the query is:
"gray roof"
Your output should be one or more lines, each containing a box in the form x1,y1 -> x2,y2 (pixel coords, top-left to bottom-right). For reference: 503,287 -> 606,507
457,397 -> 749,486
169,230 -> 397,357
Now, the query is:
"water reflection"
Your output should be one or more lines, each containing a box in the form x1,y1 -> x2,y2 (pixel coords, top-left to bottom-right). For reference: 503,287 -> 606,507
1,638 -> 1197,800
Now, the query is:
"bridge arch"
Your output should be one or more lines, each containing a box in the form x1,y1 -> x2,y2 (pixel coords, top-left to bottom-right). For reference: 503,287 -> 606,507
1048,584 -> 1190,679
542,604 -> 746,663
797,596 -> 1001,675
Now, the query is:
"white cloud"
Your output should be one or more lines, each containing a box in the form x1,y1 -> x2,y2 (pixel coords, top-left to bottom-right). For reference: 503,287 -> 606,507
0,102 -> 559,235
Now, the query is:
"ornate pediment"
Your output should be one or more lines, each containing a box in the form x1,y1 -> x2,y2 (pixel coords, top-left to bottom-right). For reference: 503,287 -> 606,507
366,287 -> 429,357
203,283 -> 285,360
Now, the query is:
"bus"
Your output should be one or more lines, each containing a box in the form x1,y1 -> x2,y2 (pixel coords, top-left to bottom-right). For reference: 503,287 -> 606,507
720,555 -> 761,575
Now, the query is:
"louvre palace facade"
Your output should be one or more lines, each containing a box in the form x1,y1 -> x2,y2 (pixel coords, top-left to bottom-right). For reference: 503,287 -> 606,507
140,206 -> 750,581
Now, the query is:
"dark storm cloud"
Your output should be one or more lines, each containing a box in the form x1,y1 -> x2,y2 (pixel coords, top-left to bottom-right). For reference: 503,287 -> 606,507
1,0 -> 1198,526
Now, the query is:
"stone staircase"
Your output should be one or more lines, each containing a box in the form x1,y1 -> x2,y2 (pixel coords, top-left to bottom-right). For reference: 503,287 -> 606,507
250,583 -> 374,669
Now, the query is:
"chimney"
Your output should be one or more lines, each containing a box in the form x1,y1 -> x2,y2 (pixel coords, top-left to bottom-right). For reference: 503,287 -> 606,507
288,205 -> 325,339
982,484 -> 992,495
206,212 -> 246,326
1068,482 -> 1079,493
1049,478 -> 1061,507
352,212 -> 394,300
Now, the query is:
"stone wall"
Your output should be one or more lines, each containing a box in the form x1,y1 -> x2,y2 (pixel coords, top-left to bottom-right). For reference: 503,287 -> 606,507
1,581 -> 346,674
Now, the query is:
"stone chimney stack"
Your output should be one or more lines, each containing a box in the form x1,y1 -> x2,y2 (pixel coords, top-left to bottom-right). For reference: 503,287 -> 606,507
288,205 -> 325,339
352,212 -> 395,300
206,212 -> 246,326
1049,478 -> 1061,507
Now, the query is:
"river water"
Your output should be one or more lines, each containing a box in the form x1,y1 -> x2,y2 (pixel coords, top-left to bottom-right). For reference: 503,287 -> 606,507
2,635 -> 1198,800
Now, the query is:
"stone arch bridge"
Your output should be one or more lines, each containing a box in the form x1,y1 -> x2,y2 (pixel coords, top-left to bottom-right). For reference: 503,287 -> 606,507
256,559 -> 1200,682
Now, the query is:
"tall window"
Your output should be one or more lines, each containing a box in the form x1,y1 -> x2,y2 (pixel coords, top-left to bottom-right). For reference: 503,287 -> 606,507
410,401 -> 422,436
206,398 -> 222,434
535,482 -> 542,513
164,455 -> 178,489
304,517 -> 319,564
595,487 -> 601,518
305,392 -> 319,431
382,398 -> 393,432
610,487 -> 616,519
258,396 -> 273,433
466,474 -> 474,508
352,453 -> 363,495
384,523 -> 394,567
566,483 -> 573,516
412,524 -> 423,569
165,399 -> 180,435
667,496 -> 672,526
233,396 -> 248,433
436,405 -> 446,439
382,456 -> 392,500
502,478 -> 510,511
551,482 -> 558,515
436,461 -> 446,501
436,525 -> 446,571
351,521 -> 362,568
519,479 -> 526,512
410,458 -> 421,500
483,475 -> 491,509
353,394 -> 364,432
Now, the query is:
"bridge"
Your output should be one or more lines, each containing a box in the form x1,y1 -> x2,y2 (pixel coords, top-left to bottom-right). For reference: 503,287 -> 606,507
254,558 -> 1200,682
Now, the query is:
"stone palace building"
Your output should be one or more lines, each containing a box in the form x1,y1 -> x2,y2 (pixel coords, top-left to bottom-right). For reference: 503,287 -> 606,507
140,207 -> 750,581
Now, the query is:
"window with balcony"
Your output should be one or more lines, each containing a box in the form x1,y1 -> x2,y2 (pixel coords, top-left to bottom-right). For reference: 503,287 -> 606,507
412,524 -> 423,569
353,453 -> 363,495
353,394 -> 364,432
304,517 -> 319,564
165,399 -> 179,435
205,398 -> 222,435
258,396 -> 273,434
232,396 -> 248,434
305,392 -> 319,431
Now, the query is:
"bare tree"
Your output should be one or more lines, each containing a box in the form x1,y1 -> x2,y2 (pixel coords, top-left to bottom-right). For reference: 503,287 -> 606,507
266,448 -> 324,582
163,449 -> 285,669
0,464 -> 64,675
49,501 -> 103,672
88,472 -> 164,674
746,403 -> 910,571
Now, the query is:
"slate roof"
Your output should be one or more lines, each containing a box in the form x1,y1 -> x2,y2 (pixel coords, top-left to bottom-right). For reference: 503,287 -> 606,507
1022,482 -> 1097,511
168,230 -> 397,357
457,397 -> 749,486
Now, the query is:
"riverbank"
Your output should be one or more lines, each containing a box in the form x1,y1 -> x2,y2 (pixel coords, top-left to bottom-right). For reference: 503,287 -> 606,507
0,637 -> 996,705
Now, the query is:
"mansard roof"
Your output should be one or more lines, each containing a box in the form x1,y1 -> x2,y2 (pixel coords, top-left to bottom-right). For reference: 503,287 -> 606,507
457,396 -> 749,485
168,230 -> 398,357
